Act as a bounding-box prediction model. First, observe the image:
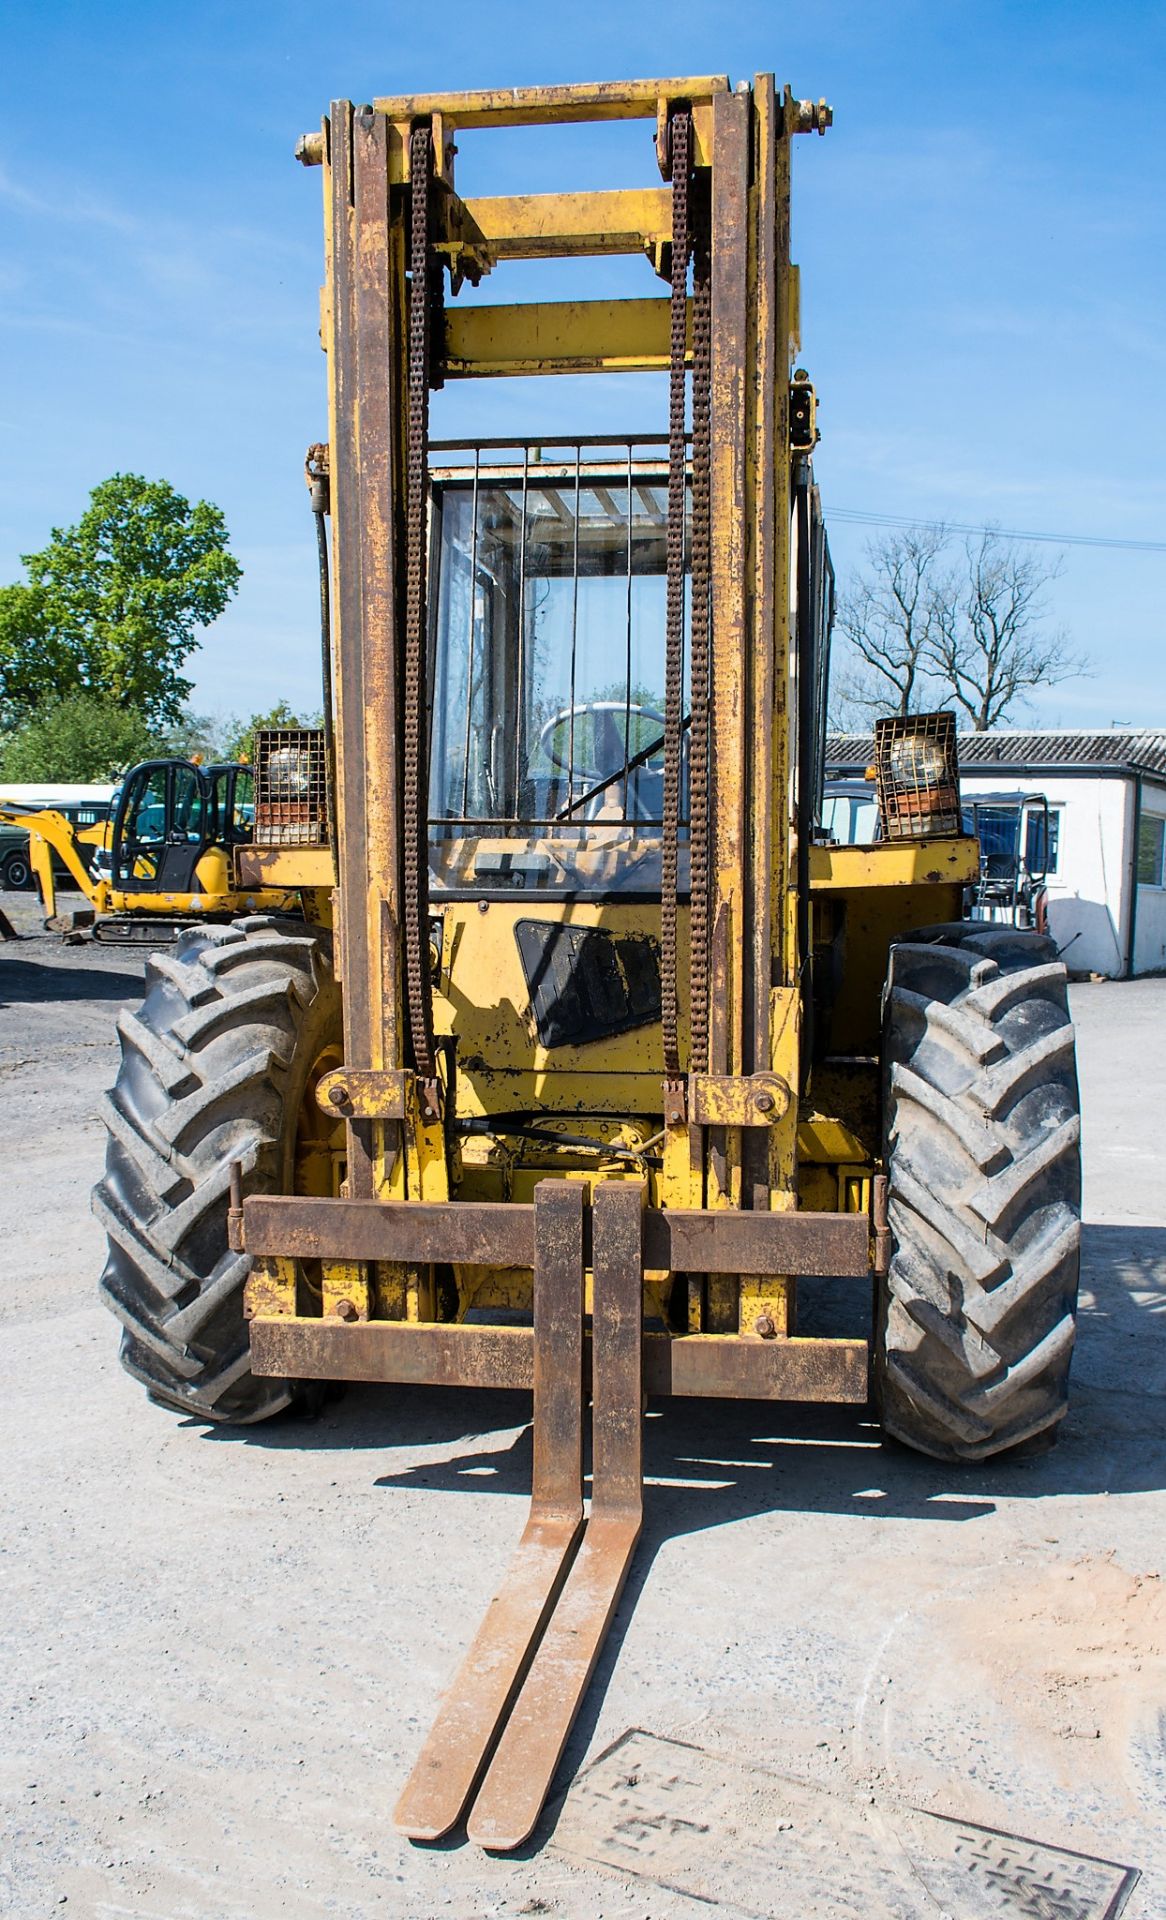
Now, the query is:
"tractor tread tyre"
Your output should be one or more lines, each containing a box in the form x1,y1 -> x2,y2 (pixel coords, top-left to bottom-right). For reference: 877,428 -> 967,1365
94,914 -> 336,1424
878,922 -> 1081,1462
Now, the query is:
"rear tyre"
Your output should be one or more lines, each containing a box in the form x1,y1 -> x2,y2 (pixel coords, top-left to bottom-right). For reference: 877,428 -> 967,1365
94,915 -> 339,1423
2,850 -> 32,890
877,922 -> 1081,1461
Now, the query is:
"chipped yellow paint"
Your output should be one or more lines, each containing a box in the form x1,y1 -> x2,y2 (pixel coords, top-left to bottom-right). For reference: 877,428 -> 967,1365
321,1261 -> 370,1320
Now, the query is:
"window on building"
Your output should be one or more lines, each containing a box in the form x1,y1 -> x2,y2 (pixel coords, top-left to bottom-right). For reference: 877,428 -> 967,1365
1138,813 -> 1166,887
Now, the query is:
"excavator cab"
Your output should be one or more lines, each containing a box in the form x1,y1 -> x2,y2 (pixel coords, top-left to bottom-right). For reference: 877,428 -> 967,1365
2,754 -> 289,937
108,758 -> 254,893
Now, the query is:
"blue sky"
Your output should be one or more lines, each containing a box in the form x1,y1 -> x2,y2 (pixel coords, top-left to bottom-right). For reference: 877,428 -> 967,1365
2,0 -> 1163,728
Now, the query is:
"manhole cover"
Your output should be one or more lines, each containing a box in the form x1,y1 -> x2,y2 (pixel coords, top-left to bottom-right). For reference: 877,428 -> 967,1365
550,1729 -> 1138,1920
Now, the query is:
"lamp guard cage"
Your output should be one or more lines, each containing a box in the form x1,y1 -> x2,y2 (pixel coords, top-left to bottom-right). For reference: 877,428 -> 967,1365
874,711 -> 961,840
254,728 -> 329,847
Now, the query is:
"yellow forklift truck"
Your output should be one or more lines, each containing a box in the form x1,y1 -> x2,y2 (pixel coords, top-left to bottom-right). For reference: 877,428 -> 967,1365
93,77 -> 1081,1849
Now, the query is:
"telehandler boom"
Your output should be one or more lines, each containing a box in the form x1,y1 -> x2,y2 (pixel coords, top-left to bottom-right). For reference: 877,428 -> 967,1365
95,75 -> 1081,1850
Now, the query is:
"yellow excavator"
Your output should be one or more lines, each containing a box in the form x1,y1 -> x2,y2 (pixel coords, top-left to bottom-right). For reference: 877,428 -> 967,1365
0,755 -> 298,939
92,76 -> 1081,1849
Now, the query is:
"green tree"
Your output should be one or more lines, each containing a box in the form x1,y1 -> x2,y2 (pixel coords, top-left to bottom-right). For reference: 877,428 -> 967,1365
0,692 -> 164,783
0,474 -> 242,726
163,709 -> 234,762
222,701 -> 322,765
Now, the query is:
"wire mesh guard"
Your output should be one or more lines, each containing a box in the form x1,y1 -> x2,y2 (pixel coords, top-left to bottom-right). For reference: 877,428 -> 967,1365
874,711 -> 961,839
254,728 -> 329,846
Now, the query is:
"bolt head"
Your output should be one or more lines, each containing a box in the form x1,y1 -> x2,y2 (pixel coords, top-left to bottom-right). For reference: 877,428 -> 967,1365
753,1090 -> 775,1114
755,1314 -> 776,1339
333,1298 -> 358,1322
327,1084 -> 349,1108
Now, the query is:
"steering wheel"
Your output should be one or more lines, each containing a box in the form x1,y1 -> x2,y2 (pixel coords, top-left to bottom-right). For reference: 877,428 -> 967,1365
536,701 -> 666,778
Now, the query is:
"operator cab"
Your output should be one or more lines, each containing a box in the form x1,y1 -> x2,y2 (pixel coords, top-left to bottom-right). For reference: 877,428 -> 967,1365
427,445 -> 681,897
426,439 -> 834,897
110,759 -> 254,892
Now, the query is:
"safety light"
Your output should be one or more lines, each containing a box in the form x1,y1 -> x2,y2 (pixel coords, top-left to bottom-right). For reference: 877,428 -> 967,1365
873,712 -> 960,839
253,728 -> 329,846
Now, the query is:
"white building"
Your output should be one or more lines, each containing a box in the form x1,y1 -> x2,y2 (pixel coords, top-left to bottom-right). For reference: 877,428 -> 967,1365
825,729 -> 1166,979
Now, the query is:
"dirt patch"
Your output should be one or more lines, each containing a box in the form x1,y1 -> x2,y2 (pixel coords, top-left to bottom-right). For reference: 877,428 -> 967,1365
948,1554 -> 1166,1799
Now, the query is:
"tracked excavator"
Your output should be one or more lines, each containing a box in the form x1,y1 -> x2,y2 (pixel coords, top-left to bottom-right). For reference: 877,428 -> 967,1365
93,76 -> 1081,1849
0,755 -> 297,939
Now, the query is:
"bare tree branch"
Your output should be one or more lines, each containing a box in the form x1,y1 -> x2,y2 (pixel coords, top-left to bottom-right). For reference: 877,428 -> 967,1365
831,525 -> 949,723
832,522 -> 1091,731
925,529 -> 1090,729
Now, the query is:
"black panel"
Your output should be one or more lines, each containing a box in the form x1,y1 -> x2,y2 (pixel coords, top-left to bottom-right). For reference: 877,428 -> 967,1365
514,920 -> 662,1049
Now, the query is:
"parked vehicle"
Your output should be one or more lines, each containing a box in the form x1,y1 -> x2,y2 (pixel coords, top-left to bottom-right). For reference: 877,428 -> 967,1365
0,788 -> 112,891
962,789 -> 1052,930
0,760 -> 291,939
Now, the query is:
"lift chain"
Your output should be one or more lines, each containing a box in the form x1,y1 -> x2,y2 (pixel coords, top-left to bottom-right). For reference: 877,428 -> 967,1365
405,121 -> 438,1097
661,106 -> 690,1089
689,209 -> 712,1080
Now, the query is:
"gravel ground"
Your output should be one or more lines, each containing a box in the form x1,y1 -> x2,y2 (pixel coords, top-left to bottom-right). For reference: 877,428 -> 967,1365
1,892 -> 1164,1919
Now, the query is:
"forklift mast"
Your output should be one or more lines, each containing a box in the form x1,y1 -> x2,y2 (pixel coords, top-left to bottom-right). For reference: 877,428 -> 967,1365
309,76 -> 833,1217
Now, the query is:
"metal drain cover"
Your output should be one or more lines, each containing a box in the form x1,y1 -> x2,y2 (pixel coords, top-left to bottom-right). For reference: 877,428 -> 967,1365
550,1729 -> 1138,1920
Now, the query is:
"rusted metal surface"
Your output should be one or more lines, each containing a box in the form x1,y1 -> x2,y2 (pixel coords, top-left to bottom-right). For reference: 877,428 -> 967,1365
393,1182 -> 586,1842
689,190 -> 712,1084
251,1318 -> 534,1386
250,1317 -> 870,1402
750,75 -> 794,1213
227,1160 -> 244,1252
328,105 -> 376,1196
403,121 -> 437,1090
872,1172 -> 891,1277
442,295 -> 690,377
463,188 -> 672,258
468,1181 -> 645,1851
791,96 -> 832,135
350,100 -> 406,1154
660,106 -> 689,1087
314,1066 -> 408,1120
691,1071 -> 791,1127
242,1193 -> 870,1278
242,1195 -> 537,1267
643,1332 -> 867,1402
242,1192 -> 869,1278
642,1205 -> 870,1276
372,77 -> 730,130
708,91 -> 751,1093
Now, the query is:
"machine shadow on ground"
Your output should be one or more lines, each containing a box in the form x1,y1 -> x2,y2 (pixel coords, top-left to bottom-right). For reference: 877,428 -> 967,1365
0,954 -> 144,1005
194,1221 -> 1166,1523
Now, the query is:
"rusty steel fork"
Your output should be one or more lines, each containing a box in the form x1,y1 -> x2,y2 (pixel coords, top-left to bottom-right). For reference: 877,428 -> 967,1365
393,1180 -> 587,1842
468,1181 -> 645,1850
393,1179 -> 646,1852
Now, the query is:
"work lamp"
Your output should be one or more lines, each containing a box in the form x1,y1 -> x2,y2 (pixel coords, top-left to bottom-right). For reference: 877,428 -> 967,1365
873,711 -> 961,839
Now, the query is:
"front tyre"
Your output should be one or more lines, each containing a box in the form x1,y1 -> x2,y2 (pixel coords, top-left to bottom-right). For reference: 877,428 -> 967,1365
94,915 -> 339,1423
877,923 -> 1081,1461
